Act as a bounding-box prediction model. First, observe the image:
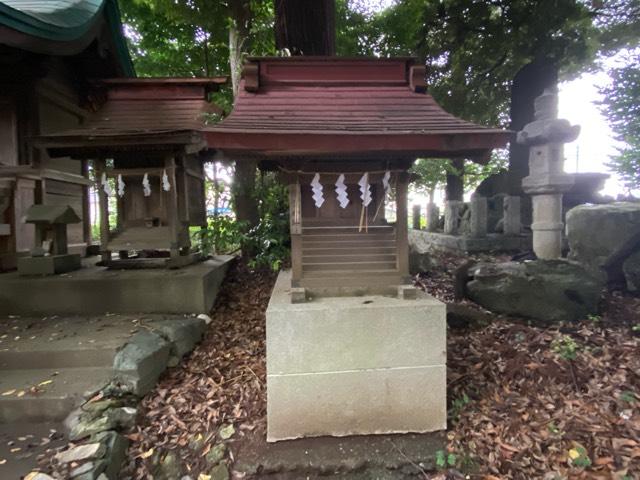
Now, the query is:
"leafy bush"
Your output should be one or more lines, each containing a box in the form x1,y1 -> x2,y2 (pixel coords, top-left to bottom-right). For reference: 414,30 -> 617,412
194,172 -> 290,271
193,215 -> 245,256
244,173 -> 290,270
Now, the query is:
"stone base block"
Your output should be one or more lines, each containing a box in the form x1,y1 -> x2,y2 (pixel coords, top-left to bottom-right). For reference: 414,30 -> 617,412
0,224 -> 10,236
17,254 -> 81,276
266,270 -> 446,442
268,365 -> 446,441
0,255 -> 234,315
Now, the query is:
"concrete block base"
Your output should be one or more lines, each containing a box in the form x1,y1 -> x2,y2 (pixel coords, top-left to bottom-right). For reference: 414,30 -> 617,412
266,271 -> 446,442
17,254 -> 81,276
0,255 -> 234,315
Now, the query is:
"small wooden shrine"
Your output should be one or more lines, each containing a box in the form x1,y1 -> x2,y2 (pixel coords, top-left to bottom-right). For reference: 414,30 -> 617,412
34,78 -> 227,268
207,57 -> 510,441
0,0 -> 133,271
207,57 -> 511,295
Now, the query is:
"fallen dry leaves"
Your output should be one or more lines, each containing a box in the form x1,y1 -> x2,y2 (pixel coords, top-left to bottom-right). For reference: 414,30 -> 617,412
121,255 -> 640,479
121,261 -> 277,479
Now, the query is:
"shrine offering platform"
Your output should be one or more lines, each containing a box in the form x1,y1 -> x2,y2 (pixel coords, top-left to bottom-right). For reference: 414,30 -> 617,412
266,270 -> 446,442
0,255 -> 234,315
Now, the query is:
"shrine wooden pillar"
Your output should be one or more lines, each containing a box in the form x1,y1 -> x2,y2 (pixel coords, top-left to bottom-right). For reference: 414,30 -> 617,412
396,172 -> 409,278
288,180 -> 302,285
164,155 -> 180,259
95,158 -> 111,262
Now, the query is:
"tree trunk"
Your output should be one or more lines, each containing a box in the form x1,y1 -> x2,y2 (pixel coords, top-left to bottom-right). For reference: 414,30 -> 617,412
233,159 -> 259,227
446,158 -> 464,201
508,58 -> 558,194
228,1 -> 252,97
274,0 -> 336,55
227,0 -> 260,232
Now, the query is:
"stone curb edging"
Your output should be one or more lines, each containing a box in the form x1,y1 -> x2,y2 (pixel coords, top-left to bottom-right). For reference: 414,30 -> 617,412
33,315 -> 212,480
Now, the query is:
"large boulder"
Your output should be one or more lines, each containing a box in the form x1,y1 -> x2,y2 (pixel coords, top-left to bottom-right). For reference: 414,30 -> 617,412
623,250 -> 640,292
566,202 -> 640,288
466,260 -> 603,323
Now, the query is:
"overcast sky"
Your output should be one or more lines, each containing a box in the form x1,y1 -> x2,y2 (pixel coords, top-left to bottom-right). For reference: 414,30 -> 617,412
559,70 -> 624,197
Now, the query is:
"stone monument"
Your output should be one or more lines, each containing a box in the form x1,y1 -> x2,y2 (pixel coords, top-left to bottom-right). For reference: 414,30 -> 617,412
17,205 -> 82,275
518,87 -> 579,259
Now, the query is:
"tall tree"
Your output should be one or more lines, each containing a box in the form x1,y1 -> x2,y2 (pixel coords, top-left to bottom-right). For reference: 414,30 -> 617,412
275,0 -> 336,55
600,49 -> 640,193
121,0 -> 275,230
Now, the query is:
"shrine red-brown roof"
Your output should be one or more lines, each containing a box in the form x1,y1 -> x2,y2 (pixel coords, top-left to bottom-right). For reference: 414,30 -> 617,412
204,57 -> 511,161
33,77 -> 227,158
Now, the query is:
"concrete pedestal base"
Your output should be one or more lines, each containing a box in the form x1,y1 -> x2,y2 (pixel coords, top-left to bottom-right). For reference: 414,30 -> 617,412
17,254 -> 81,276
266,271 -> 446,442
0,256 -> 234,315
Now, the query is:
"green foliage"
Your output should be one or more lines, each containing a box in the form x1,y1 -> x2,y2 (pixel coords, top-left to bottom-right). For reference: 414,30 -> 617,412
569,446 -> 592,468
620,390 -> 637,404
551,335 -> 580,361
193,215 -> 245,256
435,450 -> 457,469
449,392 -> 471,422
193,172 -> 290,270
337,0 -> 600,127
244,173 -> 290,270
599,50 -> 640,192
120,0 -> 275,79
410,150 -> 508,198
587,314 -> 602,324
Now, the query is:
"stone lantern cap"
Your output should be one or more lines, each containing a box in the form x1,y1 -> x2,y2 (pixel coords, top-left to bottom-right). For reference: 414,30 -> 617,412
24,205 -> 81,225
516,88 -> 580,146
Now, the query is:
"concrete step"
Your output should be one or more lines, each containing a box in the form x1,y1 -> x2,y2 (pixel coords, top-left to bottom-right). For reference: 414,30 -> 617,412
0,367 -> 113,423
0,347 -> 117,370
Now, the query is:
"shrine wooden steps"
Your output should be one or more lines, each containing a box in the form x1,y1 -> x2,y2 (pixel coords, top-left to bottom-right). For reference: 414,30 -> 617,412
300,225 -> 401,293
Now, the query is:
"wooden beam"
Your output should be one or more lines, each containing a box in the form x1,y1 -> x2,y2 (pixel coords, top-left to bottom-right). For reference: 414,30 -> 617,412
288,181 -> 303,284
95,159 -> 111,262
395,174 -> 409,278
165,156 -> 181,259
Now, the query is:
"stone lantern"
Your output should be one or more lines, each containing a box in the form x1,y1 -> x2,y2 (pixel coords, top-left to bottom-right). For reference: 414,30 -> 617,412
518,87 -> 580,259
17,205 -> 82,275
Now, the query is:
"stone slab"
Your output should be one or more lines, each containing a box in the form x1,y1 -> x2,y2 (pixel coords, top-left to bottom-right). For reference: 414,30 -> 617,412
409,229 -> 531,254
267,365 -> 447,441
234,430 -> 446,478
0,256 -> 234,315
0,223 -> 10,236
266,271 -> 446,442
17,254 -> 81,276
113,331 -> 170,397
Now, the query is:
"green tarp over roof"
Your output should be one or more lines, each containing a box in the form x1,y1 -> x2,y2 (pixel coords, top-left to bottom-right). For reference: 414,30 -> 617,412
0,0 -> 134,75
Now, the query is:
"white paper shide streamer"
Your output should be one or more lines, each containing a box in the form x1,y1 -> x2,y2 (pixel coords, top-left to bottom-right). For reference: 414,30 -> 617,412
101,172 -> 113,197
358,172 -> 372,207
117,174 -> 125,198
335,174 -> 349,209
382,170 -> 391,193
142,173 -> 151,197
162,169 -> 171,192
311,173 -> 324,208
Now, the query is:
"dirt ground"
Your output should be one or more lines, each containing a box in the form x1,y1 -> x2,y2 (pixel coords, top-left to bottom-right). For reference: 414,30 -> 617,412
120,256 -> 640,480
